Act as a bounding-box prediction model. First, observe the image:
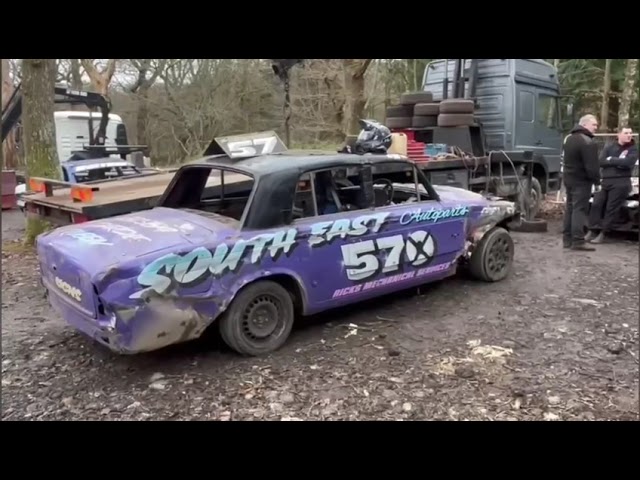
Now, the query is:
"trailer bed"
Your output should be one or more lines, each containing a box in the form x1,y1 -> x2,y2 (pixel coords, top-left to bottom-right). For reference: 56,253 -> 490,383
24,170 -> 249,225
24,172 -> 175,222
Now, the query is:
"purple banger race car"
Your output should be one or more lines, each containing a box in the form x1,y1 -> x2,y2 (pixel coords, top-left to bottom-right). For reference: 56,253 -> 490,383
36,132 -> 520,356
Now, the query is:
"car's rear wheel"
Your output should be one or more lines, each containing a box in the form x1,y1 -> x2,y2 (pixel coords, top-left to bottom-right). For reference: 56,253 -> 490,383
219,280 -> 294,356
468,227 -> 514,282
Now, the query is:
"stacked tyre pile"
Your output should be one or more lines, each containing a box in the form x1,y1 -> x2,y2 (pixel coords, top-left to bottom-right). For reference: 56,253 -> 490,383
437,98 -> 475,127
384,91 -> 475,129
385,91 -> 439,130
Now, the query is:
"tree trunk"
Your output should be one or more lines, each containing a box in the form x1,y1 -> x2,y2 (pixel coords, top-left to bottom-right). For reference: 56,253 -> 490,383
80,59 -> 117,95
2,58 -> 18,169
22,59 -> 59,244
618,59 -> 639,130
600,59 -> 612,131
128,59 -> 166,153
283,75 -> 292,147
69,59 -> 83,89
342,59 -> 372,138
67,59 -> 85,111
137,91 -> 149,148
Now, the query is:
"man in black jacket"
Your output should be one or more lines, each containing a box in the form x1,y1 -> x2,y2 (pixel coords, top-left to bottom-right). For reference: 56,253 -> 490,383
586,126 -> 638,243
562,114 -> 601,251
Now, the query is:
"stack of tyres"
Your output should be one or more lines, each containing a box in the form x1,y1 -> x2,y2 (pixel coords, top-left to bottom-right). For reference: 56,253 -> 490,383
384,91 -> 439,129
437,99 -> 475,127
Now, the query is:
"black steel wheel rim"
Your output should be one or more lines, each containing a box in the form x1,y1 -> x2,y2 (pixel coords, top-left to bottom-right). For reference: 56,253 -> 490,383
486,235 -> 511,276
241,294 -> 286,343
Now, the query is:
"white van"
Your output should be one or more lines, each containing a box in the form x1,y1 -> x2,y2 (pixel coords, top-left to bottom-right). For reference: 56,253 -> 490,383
54,111 -> 125,162
15,111 -> 130,209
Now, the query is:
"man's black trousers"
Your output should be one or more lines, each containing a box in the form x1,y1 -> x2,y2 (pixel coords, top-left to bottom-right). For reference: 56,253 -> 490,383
588,178 -> 631,232
562,181 -> 592,246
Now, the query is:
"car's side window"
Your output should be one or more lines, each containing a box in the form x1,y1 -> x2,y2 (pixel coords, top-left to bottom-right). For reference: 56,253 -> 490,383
292,166 -> 370,220
370,161 -> 435,205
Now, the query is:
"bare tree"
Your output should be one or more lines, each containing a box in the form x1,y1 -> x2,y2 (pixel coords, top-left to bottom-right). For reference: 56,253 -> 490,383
127,59 -> 167,148
270,59 -> 305,146
2,58 -> 18,169
80,59 -> 117,95
618,59 -> 639,130
21,59 -> 58,243
342,59 -> 372,138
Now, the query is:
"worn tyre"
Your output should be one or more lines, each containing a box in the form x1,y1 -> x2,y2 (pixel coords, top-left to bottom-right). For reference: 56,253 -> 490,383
438,113 -> 474,127
412,115 -> 438,128
218,280 -> 295,356
468,227 -> 514,282
386,105 -> 414,117
517,177 -> 543,219
385,116 -> 413,129
439,98 -> 475,114
400,91 -> 434,105
414,102 -> 440,116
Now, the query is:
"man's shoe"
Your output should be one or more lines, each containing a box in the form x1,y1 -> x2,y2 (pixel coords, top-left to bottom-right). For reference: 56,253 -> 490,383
591,232 -> 605,244
584,231 -> 596,242
571,243 -> 596,251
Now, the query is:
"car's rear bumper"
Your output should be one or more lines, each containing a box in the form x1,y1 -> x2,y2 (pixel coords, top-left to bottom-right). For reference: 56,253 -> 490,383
45,280 -> 212,354
44,279 -> 127,353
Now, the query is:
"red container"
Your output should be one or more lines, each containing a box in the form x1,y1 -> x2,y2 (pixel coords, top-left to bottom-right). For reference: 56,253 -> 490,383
2,170 -> 18,210
390,128 -> 430,163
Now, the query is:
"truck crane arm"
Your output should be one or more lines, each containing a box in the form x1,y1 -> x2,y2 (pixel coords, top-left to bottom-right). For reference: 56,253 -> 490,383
1,83 -> 112,145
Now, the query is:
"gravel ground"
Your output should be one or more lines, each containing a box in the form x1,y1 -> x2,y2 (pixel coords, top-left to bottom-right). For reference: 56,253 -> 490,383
2,209 -> 638,421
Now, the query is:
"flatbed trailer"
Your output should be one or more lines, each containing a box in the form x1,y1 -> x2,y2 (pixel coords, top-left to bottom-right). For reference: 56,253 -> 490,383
416,151 -> 534,198
23,168 -> 251,226
374,148 -> 536,215
384,124 -> 539,217
23,171 -> 178,225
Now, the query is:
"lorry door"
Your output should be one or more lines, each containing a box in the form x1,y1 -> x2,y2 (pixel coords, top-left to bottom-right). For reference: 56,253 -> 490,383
533,89 -> 563,174
514,83 -> 537,152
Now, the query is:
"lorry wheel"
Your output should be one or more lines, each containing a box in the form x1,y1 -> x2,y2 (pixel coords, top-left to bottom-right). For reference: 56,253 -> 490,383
385,116 -> 413,129
468,227 -> 514,282
412,115 -> 438,128
437,113 -> 474,127
386,105 -> 414,117
218,280 -> 295,356
400,91 -> 434,105
518,177 -> 543,219
439,99 -> 475,114
414,103 -> 440,116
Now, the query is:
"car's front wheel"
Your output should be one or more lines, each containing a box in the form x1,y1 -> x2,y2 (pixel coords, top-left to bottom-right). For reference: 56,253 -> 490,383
218,280 -> 295,356
468,227 -> 514,282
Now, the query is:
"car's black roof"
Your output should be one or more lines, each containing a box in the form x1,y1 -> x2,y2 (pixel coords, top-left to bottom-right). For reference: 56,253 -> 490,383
185,150 -> 411,176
